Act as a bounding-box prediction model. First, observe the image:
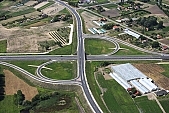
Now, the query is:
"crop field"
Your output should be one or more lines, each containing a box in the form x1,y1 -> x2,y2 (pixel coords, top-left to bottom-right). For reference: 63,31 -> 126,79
41,61 -> 76,80
96,67 -> 139,113
161,64 -> 169,78
8,60 -> 46,75
159,96 -> 169,113
85,39 -> 116,55
134,96 -> 162,113
0,95 -> 21,113
0,40 -> 7,53
115,44 -> 148,55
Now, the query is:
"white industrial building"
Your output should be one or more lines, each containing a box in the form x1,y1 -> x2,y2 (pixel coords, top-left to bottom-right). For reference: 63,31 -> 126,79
111,63 -> 147,82
124,29 -> 140,39
130,80 -> 149,94
110,63 -> 159,94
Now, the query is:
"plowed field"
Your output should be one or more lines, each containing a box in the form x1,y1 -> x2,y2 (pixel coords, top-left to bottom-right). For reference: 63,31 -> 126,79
133,64 -> 169,90
4,69 -> 38,100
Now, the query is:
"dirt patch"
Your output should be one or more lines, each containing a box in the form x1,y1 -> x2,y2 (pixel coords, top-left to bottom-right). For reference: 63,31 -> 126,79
133,63 -> 169,90
159,39 -> 169,45
145,5 -> 167,16
81,11 -> 99,29
101,9 -> 120,18
0,21 -> 64,53
4,69 -> 38,100
25,1 -> 37,6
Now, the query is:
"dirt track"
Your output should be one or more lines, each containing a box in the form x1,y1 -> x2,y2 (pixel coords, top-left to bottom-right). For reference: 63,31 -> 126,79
4,69 -> 38,100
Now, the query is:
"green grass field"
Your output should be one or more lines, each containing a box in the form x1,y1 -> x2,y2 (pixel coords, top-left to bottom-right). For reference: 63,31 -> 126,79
0,40 -> 7,53
41,61 -> 76,80
8,60 -> 46,75
0,95 -> 21,113
134,96 -> 163,113
86,62 -> 109,113
159,97 -> 169,113
115,44 -> 148,55
160,64 -> 169,78
85,39 -> 116,55
9,8 -> 35,17
160,100 -> 169,112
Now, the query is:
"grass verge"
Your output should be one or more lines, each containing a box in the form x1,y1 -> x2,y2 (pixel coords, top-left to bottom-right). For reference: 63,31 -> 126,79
41,61 -> 76,80
115,44 -> 148,55
85,39 -> 116,55
7,60 -> 46,75
0,40 -> 7,53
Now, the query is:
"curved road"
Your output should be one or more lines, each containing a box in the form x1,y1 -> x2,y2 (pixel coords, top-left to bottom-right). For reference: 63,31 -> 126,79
56,0 -> 103,113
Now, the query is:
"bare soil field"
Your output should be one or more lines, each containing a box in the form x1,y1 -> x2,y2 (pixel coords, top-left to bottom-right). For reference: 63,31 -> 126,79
43,3 -> 65,16
81,11 -> 99,29
0,21 -> 65,53
101,9 -> 120,18
133,64 -> 169,90
159,39 -> 169,45
145,5 -> 167,16
4,69 -> 38,100
34,1 -> 49,9
24,1 -> 37,6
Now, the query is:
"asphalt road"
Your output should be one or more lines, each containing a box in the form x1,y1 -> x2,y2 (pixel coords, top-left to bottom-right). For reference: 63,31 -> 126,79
56,0 -> 103,112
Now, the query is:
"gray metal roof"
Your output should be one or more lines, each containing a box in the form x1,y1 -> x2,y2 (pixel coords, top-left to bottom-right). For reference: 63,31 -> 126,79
111,63 -> 147,81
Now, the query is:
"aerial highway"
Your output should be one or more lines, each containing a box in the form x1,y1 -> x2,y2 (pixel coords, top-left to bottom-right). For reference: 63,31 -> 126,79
0,0 -> 169,113
56,0 -> 103,112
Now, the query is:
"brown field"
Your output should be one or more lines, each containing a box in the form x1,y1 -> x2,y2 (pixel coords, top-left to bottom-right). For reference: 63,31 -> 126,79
81,11 -> 99,30
159,39 -> 169,45
133,63 -> 169,90
101,9 -> 120,18
3,69 -> 38,100
0,21 -> 64,53
145,5 -> 167,16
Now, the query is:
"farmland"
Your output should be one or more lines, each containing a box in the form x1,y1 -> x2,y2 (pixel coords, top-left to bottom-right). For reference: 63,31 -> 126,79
134,63 -> 169,90
41,61 -> 76,80
85,61 -> 169,113
134,96 -> 162,113
86,61 -> 139,113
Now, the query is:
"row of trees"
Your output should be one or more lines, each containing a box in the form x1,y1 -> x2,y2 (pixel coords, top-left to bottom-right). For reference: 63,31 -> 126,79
68,1 -> 78,7
0,67 -> 5,101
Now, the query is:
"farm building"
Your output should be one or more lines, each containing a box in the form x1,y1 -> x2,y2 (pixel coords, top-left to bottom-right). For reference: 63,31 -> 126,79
110,63 -> 159,94
93,21 -> 106,26
130,80 -> 149,94
111,63 -> 147,82
88,28 -> 106,34
124,29 -> 140,39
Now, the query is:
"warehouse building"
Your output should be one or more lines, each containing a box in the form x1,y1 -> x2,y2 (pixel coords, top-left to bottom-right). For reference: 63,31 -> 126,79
110,63 -> 159,94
